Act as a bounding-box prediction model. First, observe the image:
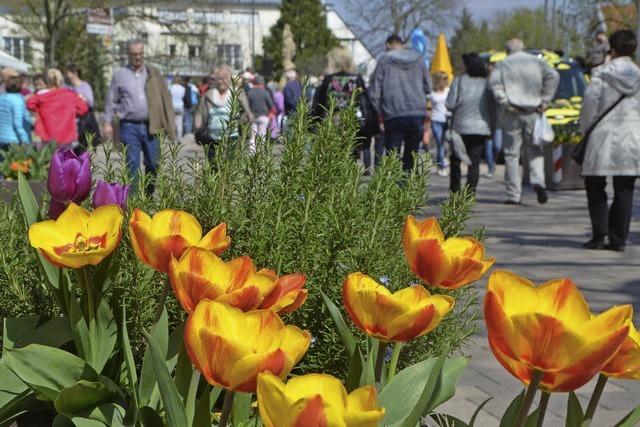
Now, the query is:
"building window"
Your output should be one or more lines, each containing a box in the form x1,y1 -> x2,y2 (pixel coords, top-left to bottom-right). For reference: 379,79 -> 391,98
217,44 -> 241,70
188,45 -> 201,59
4,37 -> 30,62
168,44 -> 176,57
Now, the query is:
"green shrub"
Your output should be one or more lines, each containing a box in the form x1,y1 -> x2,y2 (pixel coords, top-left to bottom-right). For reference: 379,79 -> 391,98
0,90 -> 479,376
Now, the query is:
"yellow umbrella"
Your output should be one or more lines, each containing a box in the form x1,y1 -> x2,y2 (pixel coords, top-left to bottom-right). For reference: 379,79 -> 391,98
430,33 -> 454,82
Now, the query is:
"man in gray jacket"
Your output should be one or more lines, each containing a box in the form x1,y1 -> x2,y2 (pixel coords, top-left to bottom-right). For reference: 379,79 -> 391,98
369,34 -> 431,171
490,38 -> 559,204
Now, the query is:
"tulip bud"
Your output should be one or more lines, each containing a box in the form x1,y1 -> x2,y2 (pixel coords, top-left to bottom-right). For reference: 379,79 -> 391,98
47,148 -> 91,218
92,180 -> 130,210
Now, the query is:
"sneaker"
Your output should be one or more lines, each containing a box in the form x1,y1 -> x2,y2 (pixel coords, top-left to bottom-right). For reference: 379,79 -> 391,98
485,172 -> 494,179
437,168 -> 448,177
503,199 -> 521,205
533,184 -> 548,204
582,238 -> 605,250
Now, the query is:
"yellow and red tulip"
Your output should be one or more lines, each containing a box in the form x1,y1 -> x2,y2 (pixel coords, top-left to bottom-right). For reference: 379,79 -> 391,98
168,247 -> 307,314
484,270 -> 632,392
402,216 -> 494,289
184,300 -> 311,393
257,372 -> 385,427
129,208 -> 230,273
601,321 -> 640,380
343,272 -> 454,342
28,203 -> 123,269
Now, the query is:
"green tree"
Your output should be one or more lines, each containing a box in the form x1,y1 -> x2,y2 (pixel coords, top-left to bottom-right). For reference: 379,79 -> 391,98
261,0 -> 338,77
449,8 -> 493,73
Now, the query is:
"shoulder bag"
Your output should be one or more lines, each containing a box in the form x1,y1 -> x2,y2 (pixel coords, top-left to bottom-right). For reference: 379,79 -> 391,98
572,93 -> 627,165
195,97 -> 214,146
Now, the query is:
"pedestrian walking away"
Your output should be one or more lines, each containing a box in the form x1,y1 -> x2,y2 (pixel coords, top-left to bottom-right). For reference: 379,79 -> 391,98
0,75 -> 32,162
311,45 -> 379,172
579,30 -> 640,252
489,38 -> 560,205
446,52 -> 496,194
103,40 -> 175,195
429,71 -> 449,176
170,76 -> 186,140
369,34 -> 431,171
247,74 -> 275,153
27,68 -> 88,147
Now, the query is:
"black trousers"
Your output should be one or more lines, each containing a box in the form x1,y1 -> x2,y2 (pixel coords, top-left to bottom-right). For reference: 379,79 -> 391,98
450,134 -> 486,193
585,176 -> 637,247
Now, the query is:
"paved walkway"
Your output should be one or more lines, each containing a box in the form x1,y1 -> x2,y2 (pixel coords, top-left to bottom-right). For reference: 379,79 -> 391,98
430,165 -> 640,426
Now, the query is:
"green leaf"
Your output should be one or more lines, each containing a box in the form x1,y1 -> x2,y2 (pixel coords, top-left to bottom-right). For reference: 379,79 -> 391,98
54,380 -> 115,416
389,354 -> 447,427
139,308 -> 168,406
75,403 -> 126,426
192,386 -> 212,427
615,404 -> 640,427
565,391 -> 584,427
525,407 -> 540,427
2,316 -> 40,351
86,299 -> 118,373
359,340 -> 376,387
469,398 -> 492,426
143,331 -> 188,427
120,305 -> 139,423
4,344 -> 99,402
185,370 -> 200,426
0,360 -> 40,426
345,344 -> 364,392
68,291 -> 92,366
232,392 -> 253,425
379,356 -> 469,425
92,253 -> 120,295
320,291 -> 356,356
174,343 -> 193,399
429,413 -> 469,427
18,171 -> 39,226
499,391 -> 525,427
138,406 -> 164,427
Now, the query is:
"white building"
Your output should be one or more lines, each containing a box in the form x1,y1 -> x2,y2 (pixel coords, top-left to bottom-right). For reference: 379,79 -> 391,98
0,1 -> 375,78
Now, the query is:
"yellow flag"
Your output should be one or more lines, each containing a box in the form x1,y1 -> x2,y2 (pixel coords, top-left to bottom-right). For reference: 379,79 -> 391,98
430,33 -> 454,82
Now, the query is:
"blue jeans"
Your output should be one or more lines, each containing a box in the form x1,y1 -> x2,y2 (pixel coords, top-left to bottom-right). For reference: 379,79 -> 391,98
384,116 -> 424,171
362,135 -> 385,171
183,107 -> 194,135
430,120 -> 447,167
485,128 -> 502,173
119,121 -> 159,195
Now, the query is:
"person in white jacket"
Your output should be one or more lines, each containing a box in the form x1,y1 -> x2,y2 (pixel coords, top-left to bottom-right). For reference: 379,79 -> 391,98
490,38 -> 559,205
579,29 -> 640,252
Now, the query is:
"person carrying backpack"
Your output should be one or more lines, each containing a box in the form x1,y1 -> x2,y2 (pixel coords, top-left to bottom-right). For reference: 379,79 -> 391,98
311,45 -> 378,171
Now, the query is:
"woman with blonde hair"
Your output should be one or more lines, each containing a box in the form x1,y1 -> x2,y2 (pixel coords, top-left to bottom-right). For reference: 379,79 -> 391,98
429,71 -> 450,176
27,67 -> 88,146
311,45 -> 379,173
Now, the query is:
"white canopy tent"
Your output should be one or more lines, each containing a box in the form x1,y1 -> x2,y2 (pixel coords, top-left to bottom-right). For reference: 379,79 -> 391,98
0,49 -> 30,73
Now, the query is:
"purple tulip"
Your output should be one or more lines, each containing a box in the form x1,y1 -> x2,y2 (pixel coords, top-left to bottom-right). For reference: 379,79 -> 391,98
92,181 -> 130,210
47,148 -> 92,218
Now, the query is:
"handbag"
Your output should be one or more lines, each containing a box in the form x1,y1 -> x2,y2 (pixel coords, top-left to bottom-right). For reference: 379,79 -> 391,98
78,107 -> 101,148
194,97 -> 214,146
572,93 -> 627,165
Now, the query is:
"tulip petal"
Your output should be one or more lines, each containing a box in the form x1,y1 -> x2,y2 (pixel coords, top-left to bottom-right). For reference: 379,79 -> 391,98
408,239 -> 452,286
260,274 -> 308,313
345,386 -> 386,427
198,222 -> 230,255
151,210 -> 202,246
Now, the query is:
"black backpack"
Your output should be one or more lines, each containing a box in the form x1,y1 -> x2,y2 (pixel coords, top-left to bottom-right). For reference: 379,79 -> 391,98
183,84 -> 193,109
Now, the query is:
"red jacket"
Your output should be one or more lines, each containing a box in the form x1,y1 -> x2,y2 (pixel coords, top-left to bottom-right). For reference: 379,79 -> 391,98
27,88 -> 88,144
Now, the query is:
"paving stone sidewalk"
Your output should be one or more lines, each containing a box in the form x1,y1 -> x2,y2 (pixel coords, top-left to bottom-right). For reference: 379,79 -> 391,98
428,166 -> 640,427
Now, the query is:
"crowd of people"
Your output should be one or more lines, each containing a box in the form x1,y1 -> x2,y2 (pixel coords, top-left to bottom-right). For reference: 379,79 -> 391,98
0,29 -> 638,251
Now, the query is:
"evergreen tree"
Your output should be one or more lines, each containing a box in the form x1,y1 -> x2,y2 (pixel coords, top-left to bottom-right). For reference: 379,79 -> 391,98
450,8 -> 492,73
261,0 -> 338,78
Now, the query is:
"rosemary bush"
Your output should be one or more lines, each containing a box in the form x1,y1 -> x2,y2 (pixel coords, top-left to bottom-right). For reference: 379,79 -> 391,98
0,91 -> 479,376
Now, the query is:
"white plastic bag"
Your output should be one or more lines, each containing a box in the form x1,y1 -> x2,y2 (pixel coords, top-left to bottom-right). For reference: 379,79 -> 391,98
533,113 -> 555,146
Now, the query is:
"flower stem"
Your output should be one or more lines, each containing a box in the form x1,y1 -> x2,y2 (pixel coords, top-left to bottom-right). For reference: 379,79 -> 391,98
218,389 -> 235,427
514,370 -> 543,427
536,392 -> 551,427
387,342 -> 403,383
583,373 -> 608,425
374,340 -> 387,384
153,276 -> 171,323
78,267 -> 95,322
